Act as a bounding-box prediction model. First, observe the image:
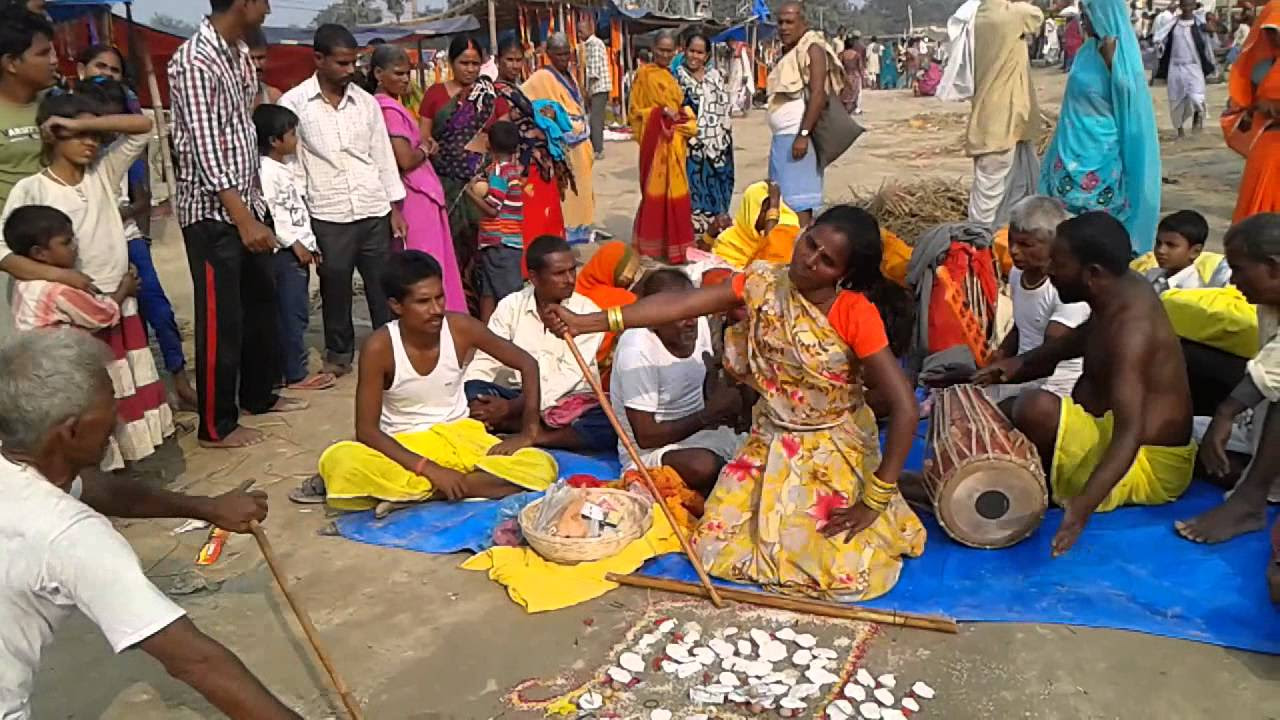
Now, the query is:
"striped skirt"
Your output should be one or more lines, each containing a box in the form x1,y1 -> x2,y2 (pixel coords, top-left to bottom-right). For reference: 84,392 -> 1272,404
97,298 -> 174,470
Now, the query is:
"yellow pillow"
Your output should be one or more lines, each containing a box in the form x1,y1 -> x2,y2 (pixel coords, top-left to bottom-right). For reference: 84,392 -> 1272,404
1161,286 -> 1260,359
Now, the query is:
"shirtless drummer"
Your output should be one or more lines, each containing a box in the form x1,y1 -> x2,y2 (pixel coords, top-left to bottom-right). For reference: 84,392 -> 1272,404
974,212 -> 1196,556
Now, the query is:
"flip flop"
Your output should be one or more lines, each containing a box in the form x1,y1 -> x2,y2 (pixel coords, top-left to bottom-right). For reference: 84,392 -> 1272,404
289,475 -> 327,504
287,373 -> 337,391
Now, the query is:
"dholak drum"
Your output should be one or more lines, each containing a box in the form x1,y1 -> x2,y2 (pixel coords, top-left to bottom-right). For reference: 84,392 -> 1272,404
925,384 -> 1048,549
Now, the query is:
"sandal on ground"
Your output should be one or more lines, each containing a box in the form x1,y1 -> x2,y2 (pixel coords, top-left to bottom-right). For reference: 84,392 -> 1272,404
287,372 -> 337,391
289,475 -> 327,504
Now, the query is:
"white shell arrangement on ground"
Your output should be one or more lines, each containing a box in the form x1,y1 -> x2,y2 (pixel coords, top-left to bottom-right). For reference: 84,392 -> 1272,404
581,615 -> 943,719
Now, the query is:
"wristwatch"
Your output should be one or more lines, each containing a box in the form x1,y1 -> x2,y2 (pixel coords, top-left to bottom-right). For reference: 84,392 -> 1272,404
800,129 -> 811,138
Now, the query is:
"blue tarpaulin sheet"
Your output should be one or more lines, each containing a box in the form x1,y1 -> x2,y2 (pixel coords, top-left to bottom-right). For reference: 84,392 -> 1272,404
334,440 -> 1280,654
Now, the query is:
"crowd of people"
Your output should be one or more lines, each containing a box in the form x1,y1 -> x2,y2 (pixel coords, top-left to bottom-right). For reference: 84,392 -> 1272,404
2,0 -> 1280,715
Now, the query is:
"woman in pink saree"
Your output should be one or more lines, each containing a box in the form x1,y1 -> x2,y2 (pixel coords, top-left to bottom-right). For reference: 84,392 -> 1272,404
366,45 -> 466,312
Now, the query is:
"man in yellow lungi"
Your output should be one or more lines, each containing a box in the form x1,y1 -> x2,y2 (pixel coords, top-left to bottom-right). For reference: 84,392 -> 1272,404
290,252 -> 558,517
976,212 -> 1197,556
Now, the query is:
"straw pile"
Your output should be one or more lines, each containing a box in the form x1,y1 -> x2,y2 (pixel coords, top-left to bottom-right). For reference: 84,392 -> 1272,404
848,178 -> 971,244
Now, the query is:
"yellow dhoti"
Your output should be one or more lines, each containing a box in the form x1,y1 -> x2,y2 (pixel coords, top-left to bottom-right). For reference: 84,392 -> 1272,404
1051,397 -> 1195,513
318,418 -> 558,511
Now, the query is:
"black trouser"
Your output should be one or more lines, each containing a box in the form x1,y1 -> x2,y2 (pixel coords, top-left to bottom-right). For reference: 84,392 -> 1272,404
312,214 -> 392,366
1182,339 -> 1249,417
182,220 -> 280,442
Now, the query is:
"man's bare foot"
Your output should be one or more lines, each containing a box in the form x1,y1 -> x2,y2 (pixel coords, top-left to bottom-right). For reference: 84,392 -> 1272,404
173,371 -> 198,411
267,397 -> 309,413
374,500 -> 417,519
1175,498 -> 1267,544
198,426 -> 266,449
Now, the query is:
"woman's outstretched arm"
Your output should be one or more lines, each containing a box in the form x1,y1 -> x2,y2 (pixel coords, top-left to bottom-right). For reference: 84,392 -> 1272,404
543,280 -> 742,336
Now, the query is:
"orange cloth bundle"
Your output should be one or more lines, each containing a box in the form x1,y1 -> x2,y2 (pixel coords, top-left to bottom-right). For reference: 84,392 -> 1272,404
614,466 -> 705,535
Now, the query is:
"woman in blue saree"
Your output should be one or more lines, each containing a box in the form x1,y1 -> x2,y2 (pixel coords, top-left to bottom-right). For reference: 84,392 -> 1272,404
1039,0 -> 1162,254
879,41 -> 900,89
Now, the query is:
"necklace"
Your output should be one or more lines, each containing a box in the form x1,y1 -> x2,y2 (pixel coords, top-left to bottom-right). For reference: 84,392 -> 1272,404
1020,272 -> 1049,292
43,166 -> 84,188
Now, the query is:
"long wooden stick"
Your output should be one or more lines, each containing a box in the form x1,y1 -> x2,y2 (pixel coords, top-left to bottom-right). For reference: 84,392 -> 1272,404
606,573 -> 960,635
249,519 -> 366,719
559,333 -> 725,608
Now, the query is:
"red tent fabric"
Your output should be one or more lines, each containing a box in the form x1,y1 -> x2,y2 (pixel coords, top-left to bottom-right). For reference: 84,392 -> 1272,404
55,15 -> 316,108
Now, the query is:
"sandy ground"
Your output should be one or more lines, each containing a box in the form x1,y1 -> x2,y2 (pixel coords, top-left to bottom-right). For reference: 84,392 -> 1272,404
31,68 -> 1280,719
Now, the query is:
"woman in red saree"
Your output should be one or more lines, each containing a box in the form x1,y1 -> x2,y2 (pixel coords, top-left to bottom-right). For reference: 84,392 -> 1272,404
628,30 -> 698,264
1225,0 -> 1280,222
493,36 -> 570,248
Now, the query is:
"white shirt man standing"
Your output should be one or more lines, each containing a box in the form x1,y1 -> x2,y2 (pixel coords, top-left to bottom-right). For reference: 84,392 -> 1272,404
280,23 -> 407,376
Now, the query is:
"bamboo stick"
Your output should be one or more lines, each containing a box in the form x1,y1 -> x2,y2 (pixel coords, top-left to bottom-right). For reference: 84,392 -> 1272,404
559,333 -> 726,608
250,519 -> 366,720
606,573 -> 960,635
127,4 -> 175,205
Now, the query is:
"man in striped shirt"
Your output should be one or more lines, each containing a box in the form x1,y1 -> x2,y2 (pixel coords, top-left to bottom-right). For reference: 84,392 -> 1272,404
169,0 -> 303,450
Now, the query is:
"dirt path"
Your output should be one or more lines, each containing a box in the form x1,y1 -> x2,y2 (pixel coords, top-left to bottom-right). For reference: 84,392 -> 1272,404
32,68 -> 1280,719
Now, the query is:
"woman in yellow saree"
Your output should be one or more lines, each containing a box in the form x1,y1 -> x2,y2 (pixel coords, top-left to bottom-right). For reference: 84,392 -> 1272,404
545,206 -> 926,601
629,30 -> 699,264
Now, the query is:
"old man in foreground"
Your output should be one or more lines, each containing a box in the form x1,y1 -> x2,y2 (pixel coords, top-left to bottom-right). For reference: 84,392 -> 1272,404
0,329 -> 298,719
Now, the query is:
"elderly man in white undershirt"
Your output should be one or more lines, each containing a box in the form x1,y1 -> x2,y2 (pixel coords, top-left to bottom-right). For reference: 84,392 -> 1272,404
985,196 -> 1090,406
0,329 -> 297,719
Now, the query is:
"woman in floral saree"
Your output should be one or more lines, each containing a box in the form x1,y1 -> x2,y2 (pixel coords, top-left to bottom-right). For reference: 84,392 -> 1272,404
677,32 -> 735,237
546,206 -> 926,601
421,36 -> 496,283
1039,0 -> 1161,254
629,30 -> 698,264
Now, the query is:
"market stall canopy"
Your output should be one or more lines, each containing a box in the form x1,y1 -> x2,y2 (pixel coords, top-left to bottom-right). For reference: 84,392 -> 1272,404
48,0 -> 129,22
712,21 -> 776,44
261,16 -> 480,46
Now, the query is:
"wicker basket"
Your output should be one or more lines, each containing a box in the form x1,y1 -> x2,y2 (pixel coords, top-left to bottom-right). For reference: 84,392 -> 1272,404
519,488 -> 653,565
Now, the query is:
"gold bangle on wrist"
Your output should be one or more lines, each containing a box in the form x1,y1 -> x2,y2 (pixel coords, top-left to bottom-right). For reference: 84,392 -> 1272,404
607,307 -> 626,333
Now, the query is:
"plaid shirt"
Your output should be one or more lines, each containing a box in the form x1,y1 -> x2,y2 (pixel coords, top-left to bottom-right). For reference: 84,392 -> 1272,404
168,19 -> 264,228
582,35 -> 612,97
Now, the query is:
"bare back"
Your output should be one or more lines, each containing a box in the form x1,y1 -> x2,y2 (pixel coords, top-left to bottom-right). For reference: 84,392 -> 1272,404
1074,274 -> 1192,447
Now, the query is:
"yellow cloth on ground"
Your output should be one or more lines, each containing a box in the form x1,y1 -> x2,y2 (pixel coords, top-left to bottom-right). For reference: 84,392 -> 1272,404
1161,286 -> 1260,358
318,418 -> 558,511
1050,397 -> 1195,513
461,506 -> 681,613
713,181 -> 801,270
966,0 -> 1044,156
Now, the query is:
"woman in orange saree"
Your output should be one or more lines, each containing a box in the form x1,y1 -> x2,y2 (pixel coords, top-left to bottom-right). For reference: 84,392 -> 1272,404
1226,0 -> 1280,222
629,31 -> 698,264
575,241 -> 642,383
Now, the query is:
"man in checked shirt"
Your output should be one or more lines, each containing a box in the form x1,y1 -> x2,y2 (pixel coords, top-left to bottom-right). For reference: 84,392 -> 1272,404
169,0 -> 306,450
577,13 -> 612,160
